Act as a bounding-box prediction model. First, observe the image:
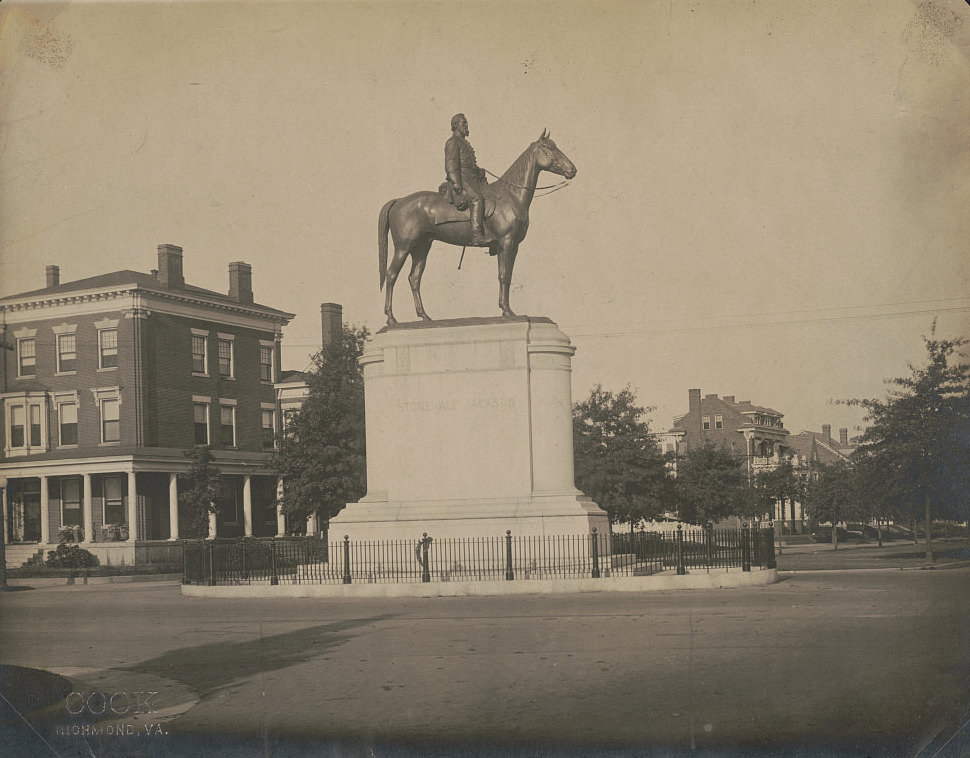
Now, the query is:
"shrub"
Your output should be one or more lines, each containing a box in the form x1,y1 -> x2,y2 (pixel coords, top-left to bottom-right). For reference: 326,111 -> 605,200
45,544 -> 100,569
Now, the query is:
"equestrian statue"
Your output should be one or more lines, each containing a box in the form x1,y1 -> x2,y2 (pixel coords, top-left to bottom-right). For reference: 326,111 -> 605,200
378,114 -> 577,326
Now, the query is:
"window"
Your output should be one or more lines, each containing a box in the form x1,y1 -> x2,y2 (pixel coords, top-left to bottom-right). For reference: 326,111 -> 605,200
103,475 -> 124,524
61,478 -> 82,527
220,405 -> 236,447
4,396 -> 48,455
259,343 -> 274,382
191,331 -> 208,374
99,328 -> 118,369
57,333 -> 77,373
100,397 -> 120,443
702,415 -> 711,431
29,404 -> 41,446
715,414 -> 723,430
193,401 -> 210,445
58,401 -> 78,446
10,405 -> 25,448
261,408 -> 276,449
217,336 -> 234,378
17,338 -> 36,377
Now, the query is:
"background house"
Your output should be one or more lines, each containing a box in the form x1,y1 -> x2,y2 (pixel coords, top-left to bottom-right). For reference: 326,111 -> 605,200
1,244 -> 294,567
657,389 -> 791,475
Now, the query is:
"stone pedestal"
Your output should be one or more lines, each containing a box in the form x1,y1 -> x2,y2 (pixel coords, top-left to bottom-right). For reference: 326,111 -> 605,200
331,316 -> 608,542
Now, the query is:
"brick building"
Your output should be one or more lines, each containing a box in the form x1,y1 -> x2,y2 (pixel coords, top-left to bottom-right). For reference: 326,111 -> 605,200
1,244 -> 294,566
656,389 -> 791,476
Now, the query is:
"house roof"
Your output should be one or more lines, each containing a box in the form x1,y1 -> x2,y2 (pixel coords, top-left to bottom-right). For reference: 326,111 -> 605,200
787,430 -> 853,464
0,269 -> 294,320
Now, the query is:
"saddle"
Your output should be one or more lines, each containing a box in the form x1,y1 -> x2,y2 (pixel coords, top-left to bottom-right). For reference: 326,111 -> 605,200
435,182 -> 496,225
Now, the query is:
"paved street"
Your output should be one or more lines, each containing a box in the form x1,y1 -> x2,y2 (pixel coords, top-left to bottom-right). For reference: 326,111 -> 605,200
1,568 -> 968,757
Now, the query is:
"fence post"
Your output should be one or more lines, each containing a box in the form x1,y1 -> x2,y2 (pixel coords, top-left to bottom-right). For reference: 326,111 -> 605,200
705,523 -> 714,568
181,540 -> 188,585
421,533 -> 431,583
241,539 -> 248,581
505,530 -> 514,581
342,535 -> 352,584
676,524 -> 687,575
270,539 -> 279,585
765,524 -> 777,569
207,540 -> 215,586
741,523 -> 751,572
591,527 -> 601,578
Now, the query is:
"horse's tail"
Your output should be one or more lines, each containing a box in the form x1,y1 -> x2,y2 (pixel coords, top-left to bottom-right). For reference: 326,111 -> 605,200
378,198 -> 396,291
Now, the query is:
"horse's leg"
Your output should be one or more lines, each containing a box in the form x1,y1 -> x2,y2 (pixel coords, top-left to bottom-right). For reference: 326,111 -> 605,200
496,241 -> 519,318
384,244 -> 411,326
408,240 -> 433,322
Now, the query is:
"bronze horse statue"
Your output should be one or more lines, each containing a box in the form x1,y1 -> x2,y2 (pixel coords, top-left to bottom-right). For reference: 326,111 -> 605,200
378,131 -> 577,326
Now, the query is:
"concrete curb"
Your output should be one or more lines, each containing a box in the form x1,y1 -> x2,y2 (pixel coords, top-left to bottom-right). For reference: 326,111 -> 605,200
779,561 -> 970,575
5,573 -> 182,587
181,567 -> 778,598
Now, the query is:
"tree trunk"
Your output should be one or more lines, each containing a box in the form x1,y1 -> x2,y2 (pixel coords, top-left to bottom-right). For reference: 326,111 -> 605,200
832,520 -> 839,551
876,518 -> 883,548
924,494 -> 933,563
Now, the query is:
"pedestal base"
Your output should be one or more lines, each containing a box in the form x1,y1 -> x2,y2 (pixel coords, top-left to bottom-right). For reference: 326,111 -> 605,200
338,316 -> 609,549
329,493 -> 609,543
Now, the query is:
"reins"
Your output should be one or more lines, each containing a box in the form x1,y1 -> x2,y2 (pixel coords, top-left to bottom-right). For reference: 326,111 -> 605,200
484,167 -> 571,195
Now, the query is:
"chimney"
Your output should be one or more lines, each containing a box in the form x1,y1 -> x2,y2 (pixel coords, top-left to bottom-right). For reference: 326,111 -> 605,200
723,395 -> 735,404
840,428 -> 848,446
228,261 -> 253,304
822,424 -> 832,443
688,389 -> 701,414
321,303 -> 343,348
157,244 -> 185,289
46,265 -> 60,288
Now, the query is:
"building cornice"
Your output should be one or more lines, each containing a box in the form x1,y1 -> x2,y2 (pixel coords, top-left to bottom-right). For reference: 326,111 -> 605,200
0,284 -> 294,330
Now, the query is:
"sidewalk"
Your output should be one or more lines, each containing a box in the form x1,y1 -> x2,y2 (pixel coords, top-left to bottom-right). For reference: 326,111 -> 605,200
775,537 -> 970,572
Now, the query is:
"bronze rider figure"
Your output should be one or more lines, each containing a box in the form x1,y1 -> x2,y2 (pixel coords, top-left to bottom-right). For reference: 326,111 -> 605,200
445,113 -> 487,245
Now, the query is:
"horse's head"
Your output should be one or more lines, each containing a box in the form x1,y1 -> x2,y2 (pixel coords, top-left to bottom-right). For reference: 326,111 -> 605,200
534,129 -> 577,180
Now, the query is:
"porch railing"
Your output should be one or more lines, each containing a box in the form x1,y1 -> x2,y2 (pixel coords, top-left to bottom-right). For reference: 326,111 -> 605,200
182,525 -> 776,587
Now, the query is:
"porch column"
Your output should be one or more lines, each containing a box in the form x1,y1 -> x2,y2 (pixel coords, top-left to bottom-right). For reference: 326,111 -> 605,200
242,475 -> 253,537
2,483 -> 10,545
168,473 -> 179,540
82,473 -> 94,544
208,509 -> 218,539
276,478 -> 286,536
40,476 -> 50,544
307,511 -> 319,537
127,471 -> 138,542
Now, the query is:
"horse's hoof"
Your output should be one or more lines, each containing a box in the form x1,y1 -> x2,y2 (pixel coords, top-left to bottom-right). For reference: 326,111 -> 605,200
420,314 -> 433,322
501,309 -> 517,319
386,316 -> 398,327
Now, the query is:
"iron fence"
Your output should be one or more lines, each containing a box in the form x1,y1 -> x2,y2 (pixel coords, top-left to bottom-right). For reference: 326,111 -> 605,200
182,524 -> 775,586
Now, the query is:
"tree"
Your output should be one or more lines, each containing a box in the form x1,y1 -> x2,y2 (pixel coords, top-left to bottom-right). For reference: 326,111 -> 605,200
802,460 -> 863,550
572,385 -> 672,530
274,325 -> 368,532
673,443 -> 749,524
178,446 -> 222,538
847,326 -> 970,560
756,460 -> 805,532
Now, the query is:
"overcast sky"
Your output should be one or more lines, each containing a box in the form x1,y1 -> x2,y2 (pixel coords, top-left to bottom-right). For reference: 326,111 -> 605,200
1,0 -> 968,436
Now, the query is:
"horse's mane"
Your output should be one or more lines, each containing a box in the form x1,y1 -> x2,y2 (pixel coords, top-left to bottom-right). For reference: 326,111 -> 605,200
497,140 -> 539,188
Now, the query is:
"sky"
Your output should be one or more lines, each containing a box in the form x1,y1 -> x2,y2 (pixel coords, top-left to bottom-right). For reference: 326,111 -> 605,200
1,0 -> 968,437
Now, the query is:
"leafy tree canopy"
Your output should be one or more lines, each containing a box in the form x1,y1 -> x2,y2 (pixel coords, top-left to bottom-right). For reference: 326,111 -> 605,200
572,385 -> 673,529
274,325 -> 369,530
178,446 -> 222,538
673,443 -> 749,524
847,326 -> 970,525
